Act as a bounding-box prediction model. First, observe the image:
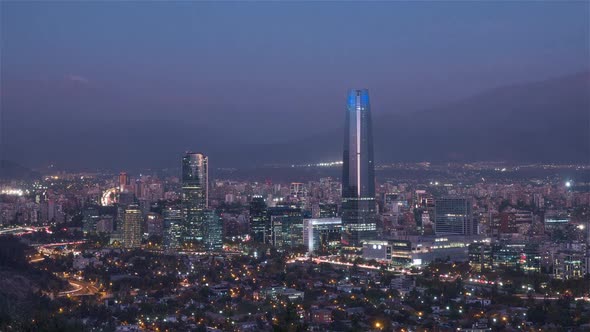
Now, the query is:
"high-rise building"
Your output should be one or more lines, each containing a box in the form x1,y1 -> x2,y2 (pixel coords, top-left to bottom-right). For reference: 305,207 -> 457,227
163,208 -> 183,250
82,206 -> 100,234
182,152 -> 208,242
203,210 -> 223,251
468,243 -> 493,272
119,171 -> 130,192
341,89 -> 377,247
118,191 -> 136,207
249,195 -> 268,243
319,203 -> 338,218
95,217 -> 114,233
290,183 -> 305,197
434,197 -> 476,235
303,218 -> 342,253
145,212 -> 163,237
123,204 -> 142,248
268,205 -> 304,248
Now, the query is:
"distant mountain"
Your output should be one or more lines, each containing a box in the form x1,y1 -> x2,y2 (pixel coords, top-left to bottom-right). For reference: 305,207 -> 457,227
2,72 -> 588,170
0,160 -> 40,180
239,71 -> 590,165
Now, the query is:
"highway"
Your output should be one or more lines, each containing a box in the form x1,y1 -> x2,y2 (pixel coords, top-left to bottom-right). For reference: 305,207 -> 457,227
287,256 -> 416,274
0,226 -> 48,236
58,278 -> 100,297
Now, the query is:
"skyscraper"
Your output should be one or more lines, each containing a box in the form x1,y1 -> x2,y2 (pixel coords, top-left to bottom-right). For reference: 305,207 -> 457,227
249,195 -> 268,243
318,203 -> 338,218
203,210 -> 223,251
434,197 -> 476,235
82,206 -> 100,235
123,204 -> 142,248
341,89 -> 377,247
303,218 -> 342,253
182,152 -> 208,242
163,207 -> 183,250
119,171 -> 130,192
267,205 -> 304,248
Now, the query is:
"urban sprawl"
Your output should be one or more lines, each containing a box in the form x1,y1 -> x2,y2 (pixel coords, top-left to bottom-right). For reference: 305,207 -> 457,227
1,90 -> 589,332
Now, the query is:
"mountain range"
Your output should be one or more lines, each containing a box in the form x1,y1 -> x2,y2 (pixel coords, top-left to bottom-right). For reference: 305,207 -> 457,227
226,71 -> 589,166
0,160 -> 40,180
1,71 -> 588,171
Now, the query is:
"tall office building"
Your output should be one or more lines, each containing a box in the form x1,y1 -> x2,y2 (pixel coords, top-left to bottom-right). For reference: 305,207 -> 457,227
341,89 -> 377,247
82,206 -> 100,235
123,204 -> 142,248
434,197 -> 476,235
267,205 -> 304,248
319,203 -> 338,218
250,195 -> 268,243
119,171 -> 130,192
145,212 -> 163,237
203,210 -> 223,251
163,207 -> 183,250
290,183 -> 305,197
303,218 -> 342,253
182,152 -> 208,242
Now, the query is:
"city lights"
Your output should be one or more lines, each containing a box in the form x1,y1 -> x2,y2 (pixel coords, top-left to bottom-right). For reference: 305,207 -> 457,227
0,2 -> 587,330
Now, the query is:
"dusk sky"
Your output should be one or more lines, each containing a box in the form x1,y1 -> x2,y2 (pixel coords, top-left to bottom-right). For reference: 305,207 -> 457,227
1,1 -> 589,169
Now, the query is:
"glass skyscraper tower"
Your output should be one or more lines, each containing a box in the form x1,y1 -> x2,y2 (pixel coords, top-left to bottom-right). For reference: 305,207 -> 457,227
163,207 -> 183,250
341,89 -> 377,247
182,152 -> 208,242
434,197 -> 475,235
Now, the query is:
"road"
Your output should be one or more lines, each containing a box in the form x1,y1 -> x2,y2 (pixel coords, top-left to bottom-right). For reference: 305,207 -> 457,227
59,278 -> 101,297
34,240 -> 87,248
287,256 -> 417,275
28,255 -> 45,263
0,226 -> 50,236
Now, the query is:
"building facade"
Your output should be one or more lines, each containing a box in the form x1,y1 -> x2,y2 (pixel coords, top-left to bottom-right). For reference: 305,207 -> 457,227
123,204 -> 142,248
303,218 -> 342,253
82,206 -> 100,234
434,197 -> 476,235
341,89 -> 377,247
182,152 -> 208,242
362,235 -> 487,267
163,207 -> 183,250
203,210 -> 223,251
267,205 -> 303,248
249,195 -> 268,243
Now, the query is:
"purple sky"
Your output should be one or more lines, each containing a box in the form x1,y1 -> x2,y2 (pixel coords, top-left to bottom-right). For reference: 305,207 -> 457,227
1,1 -> 588,169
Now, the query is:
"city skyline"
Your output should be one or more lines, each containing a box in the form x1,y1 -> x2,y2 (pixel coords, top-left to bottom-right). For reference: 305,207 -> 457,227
2,68 -> 589,175
1,1 -> 589,170
0,2 -> 589,330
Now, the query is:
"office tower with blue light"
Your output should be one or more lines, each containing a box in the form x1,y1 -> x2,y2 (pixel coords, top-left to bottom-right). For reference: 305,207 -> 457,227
182,152 -> 208,243
341,89 -> 377,247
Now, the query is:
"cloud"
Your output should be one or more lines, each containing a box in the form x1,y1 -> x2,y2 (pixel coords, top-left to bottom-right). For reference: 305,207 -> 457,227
66,74 -> 89,84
